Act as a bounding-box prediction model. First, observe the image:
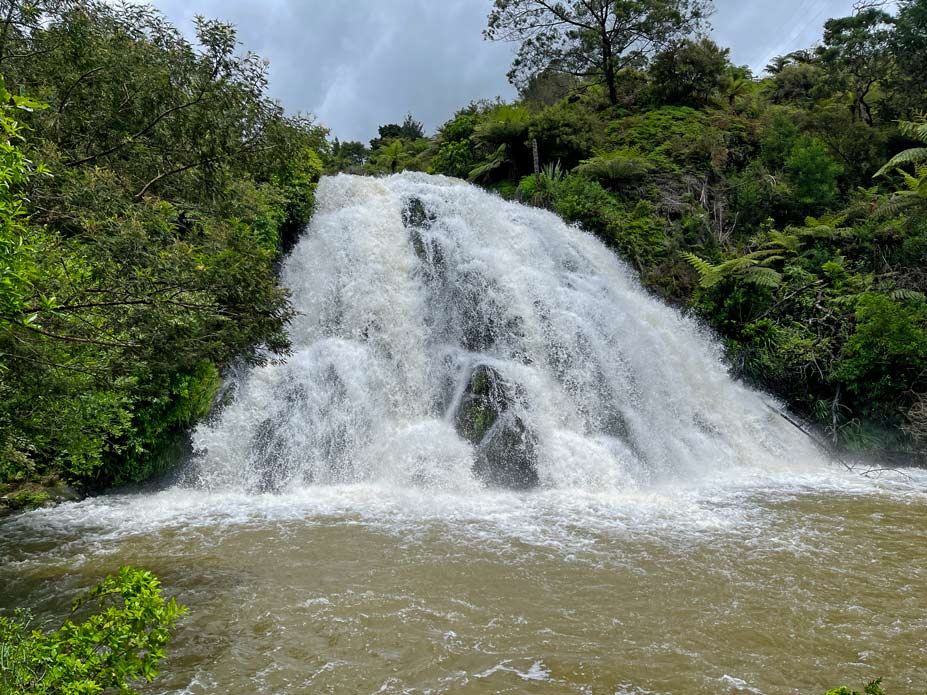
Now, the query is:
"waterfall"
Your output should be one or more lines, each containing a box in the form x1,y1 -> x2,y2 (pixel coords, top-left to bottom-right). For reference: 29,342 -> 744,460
189,172 -> 825,493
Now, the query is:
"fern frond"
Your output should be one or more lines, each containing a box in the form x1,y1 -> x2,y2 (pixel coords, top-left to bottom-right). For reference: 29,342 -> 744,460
467,145 -> 509,182
718,256 -> 759,274
682,252 -> 722,288
889,288 -> 926,302
897,120 -> 927,143
875,148 -> 927,177
832,292 -> 864,307
743,248 -> 782,260
743,266 -> 783,288
796,225 -> 852,239
765,230 -> 801,252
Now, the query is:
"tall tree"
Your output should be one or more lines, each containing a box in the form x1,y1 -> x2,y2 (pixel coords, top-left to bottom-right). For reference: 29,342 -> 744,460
484,0 -> 711,105
889,0 -> 927,116
650,36 -> 729,107
818,7 -> 895,125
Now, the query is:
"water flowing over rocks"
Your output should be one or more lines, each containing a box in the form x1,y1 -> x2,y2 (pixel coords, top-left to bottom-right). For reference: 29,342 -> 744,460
189,173 -> 825,492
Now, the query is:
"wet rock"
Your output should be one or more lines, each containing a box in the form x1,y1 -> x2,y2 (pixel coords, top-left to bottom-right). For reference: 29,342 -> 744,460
453,364 -> 539,489
403,198 -> 433,262
251,417 -> 288,493
402,197 -> 436,230
409,228 -> 428,260
454,364 -> 504,442
474,415 -> 539,489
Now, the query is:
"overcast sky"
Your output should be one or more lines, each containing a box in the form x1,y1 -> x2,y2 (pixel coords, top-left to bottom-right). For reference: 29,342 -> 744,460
148,0 -> 865,142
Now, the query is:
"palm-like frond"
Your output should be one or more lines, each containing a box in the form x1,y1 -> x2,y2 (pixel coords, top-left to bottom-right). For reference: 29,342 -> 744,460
796,225 -> 852,239
889,288 -> 925,302
765,230 -> 801,252
898,120 -> 927,142
468,145 -> 509,182
683,252 -> 783,290
876,117 -> 927,179
875,148 -> 927,177
683,252 -> 722,288
742,266 -> 783,288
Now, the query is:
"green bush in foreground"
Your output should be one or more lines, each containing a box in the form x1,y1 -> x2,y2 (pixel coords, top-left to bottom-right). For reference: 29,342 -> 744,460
826,679 -> 885,695
0,567 -> 185,695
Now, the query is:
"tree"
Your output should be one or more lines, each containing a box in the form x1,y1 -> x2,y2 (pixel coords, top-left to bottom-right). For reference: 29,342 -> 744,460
0,0 -> 326,489
650,36 -> 729,107
484,0 -> 711,105
369,114 -> 424,149
399,113 -> 425,140
331,138 -> 368,170
818,7 -> 895,125
889,0 -> 927,116
722,66 -> 753,108
764,54 -> 792,75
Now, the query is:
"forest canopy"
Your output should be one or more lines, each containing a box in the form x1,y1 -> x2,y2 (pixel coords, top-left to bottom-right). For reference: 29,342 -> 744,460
0,0 -> 326,503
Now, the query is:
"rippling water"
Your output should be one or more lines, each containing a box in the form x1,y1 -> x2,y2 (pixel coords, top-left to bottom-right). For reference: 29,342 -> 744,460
3,470 -> 927,694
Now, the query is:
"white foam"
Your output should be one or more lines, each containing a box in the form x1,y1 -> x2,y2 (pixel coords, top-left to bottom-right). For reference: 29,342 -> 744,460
188,172 -> 832,494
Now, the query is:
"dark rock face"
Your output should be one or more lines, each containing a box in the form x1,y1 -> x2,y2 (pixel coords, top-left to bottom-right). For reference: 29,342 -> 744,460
454,364 -> 539,489
474,414 -> 538,489
402,197 -> 446,280
402,197 -> 434,262
402,197 -> 436,230
251,418 -> 288,493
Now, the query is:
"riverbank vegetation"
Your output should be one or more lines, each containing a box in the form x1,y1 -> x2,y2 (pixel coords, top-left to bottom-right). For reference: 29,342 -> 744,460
349,0 -> 927,463
0,566 -> 184,694
0,0 -> 326,506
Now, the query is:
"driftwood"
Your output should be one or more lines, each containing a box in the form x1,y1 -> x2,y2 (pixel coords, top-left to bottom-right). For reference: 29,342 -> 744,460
761,401 -> 927,482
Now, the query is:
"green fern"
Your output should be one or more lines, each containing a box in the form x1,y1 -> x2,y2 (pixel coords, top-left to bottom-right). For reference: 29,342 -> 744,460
888,288 -> 925,302
743,266 -> 783,288
875,117 -> 927,196
898,119 -> 927,142
683,251 -> 722,288
468,144 -> 509,182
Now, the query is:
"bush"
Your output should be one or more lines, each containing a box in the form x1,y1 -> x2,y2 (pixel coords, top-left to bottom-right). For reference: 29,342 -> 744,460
837,293 -> 927,412
0,567 -> 185,695
784,136 -> 844,211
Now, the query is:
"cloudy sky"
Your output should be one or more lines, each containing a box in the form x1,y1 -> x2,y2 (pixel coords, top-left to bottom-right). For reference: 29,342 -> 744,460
148,0 -> 864,142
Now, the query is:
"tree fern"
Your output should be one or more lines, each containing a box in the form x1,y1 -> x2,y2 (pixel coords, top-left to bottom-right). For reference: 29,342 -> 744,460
898,119 -> 927,142
468,144 -> 509,182
874,115 -> 927,209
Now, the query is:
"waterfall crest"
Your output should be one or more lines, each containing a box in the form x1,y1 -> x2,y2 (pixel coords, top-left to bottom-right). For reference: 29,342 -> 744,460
190,173 -> 824,492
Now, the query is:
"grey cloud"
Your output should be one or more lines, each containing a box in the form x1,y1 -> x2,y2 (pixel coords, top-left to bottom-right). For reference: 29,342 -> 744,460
152,0 -> 516,141
712,0 -> 859,73
149,0 -> 871,141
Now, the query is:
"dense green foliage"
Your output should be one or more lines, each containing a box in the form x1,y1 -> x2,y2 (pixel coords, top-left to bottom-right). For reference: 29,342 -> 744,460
0,0 -> 325,499
355,0 -> 927,461
825,680 -> 886,695
484,0 -> 710,105
0,567 -> 185,694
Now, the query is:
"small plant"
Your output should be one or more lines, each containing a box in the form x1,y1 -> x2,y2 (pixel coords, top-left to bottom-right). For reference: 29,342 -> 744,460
0,567 -> 186,695
825,679 -> 885,695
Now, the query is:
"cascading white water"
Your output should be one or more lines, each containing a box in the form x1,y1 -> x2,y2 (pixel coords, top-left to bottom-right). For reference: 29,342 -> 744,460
189,172 -> 825,493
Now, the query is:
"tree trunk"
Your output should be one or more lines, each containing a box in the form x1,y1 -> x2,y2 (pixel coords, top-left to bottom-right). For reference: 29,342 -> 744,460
601,32 -> 617,105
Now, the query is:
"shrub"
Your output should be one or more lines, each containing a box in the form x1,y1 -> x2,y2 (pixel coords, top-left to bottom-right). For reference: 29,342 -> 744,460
0,567 -> 186,695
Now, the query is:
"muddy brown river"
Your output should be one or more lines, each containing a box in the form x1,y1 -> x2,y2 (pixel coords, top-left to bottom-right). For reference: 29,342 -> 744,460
3,471 -> 926,694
